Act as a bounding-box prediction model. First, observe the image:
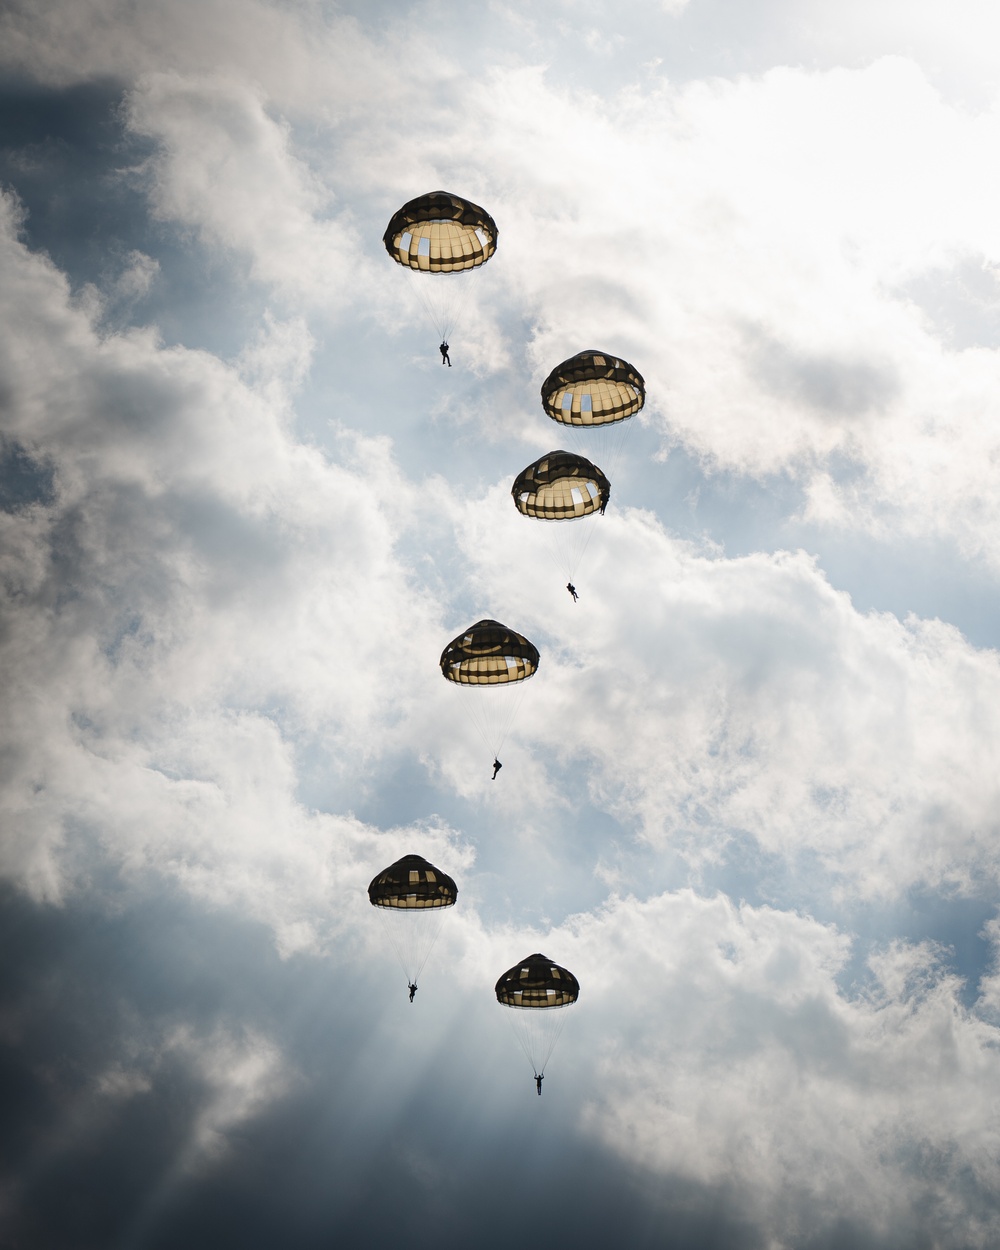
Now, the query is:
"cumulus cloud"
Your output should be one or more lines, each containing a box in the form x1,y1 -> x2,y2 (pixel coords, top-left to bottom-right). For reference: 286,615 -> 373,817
125,73 -> 365,309
465,58 -> 1000,564
0,0 -> 398,112
561,889 -> 1000,1249
446,481 -> 1000,901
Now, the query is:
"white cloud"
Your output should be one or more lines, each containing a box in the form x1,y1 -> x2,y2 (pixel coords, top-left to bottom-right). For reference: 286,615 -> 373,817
447,483 -> 1000,899
126,73 -> 363,310
464,58 -> 1000,564
0,0 -> 398,113
553,889 -> 1000,1249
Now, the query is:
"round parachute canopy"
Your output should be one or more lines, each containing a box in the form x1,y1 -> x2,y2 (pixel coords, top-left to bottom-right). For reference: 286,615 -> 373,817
541,350 -> 645,427
512,450 -> 610,521
368,854 -> 458,910
440,619 -> 539,687
383,191 -> 498,273
495,953 -> 580,1009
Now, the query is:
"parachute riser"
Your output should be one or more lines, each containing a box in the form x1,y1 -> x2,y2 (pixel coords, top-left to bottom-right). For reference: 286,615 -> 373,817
500,1002 -> 571,1079
376,906 -> 447,990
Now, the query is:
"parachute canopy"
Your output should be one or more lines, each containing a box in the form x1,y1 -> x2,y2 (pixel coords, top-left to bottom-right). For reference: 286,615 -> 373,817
512,450 -> 610,521
541,350 -> 645,427
368,854 -> 458,911
383,191 -> 498,273
495,953 -> 580,1009
440,619 -> 539,686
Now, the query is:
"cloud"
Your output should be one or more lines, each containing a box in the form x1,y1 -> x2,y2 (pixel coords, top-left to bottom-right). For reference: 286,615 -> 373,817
468,58 -> 1000,561
0,0 -> 397,111
553,888 -> 1000,1249
447,483 -> 1000,901
6,870 -> 999,1250
125,73 -> 364,310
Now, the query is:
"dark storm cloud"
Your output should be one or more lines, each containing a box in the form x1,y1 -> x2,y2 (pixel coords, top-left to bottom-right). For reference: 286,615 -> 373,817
0,79 -> 256,356
0,438 -> 54,512
0,878 -> 961,1250
0,79 -> 146,282
0,880 -> 773,1250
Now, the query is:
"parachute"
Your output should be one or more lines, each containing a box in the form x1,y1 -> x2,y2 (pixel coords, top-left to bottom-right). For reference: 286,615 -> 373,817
383,191 -> 498,343
512,450 -> 610,520
368,854 -> 458,998
383,192 -> 498,273
512,450 -> 611,589
495,952 -> 580,1083
439,618 -> 539,767
541,349 -> 645,425
540,349 -> 645,477
439,618 -> 539,685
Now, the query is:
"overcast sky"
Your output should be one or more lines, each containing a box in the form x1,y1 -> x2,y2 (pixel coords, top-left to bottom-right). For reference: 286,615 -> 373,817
3,2 -> 1000,1247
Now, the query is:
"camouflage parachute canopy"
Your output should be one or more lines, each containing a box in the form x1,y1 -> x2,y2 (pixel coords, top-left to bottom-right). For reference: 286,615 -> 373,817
495,953 -> 580,1009
541,350 -> 645,427
512,450 -> 611,520
439,619 -> 539,686
383,191 -> 498,273
368,854 -> 458,910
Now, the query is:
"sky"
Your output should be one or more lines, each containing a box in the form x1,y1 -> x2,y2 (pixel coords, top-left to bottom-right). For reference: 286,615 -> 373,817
2,1 -> 1000,1246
